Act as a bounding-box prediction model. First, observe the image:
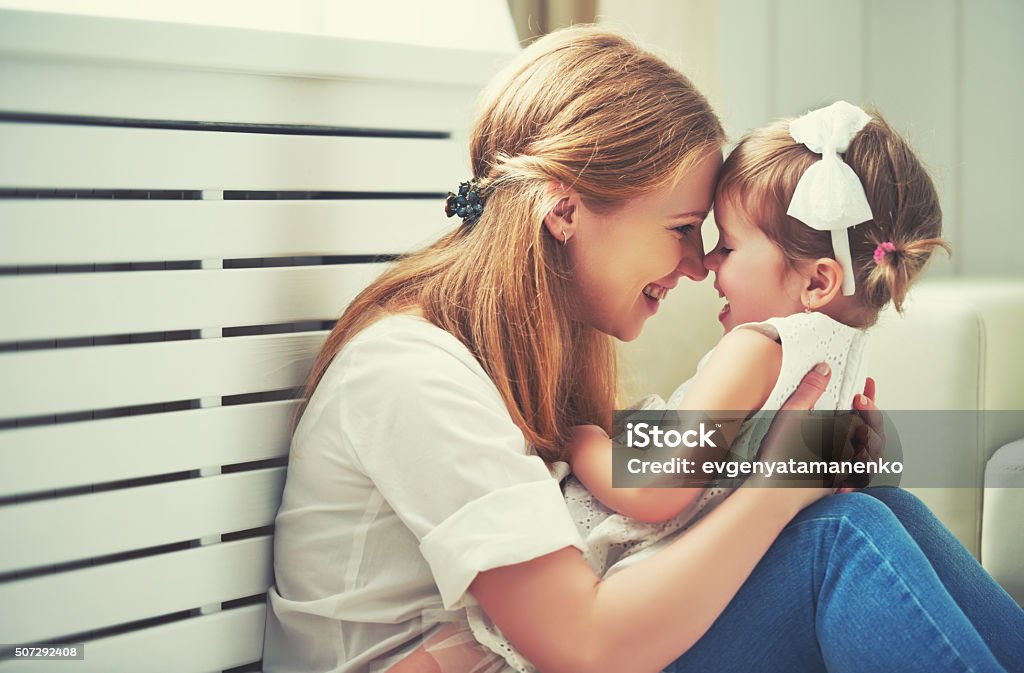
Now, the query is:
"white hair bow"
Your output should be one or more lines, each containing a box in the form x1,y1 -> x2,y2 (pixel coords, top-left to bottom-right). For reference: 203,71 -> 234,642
787,101 -> 873,296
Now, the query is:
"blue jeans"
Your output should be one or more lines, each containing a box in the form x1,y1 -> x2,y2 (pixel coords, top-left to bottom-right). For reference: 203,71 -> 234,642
665,488 -> 1024,673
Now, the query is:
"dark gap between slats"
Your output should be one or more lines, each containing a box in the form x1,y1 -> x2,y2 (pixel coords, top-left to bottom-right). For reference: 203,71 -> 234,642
219,593 -> 268,612
0,399 -> 200,430
0,610 -> 194,659
0,539 -> 193,584
224,190 -> 446,200
221,457 -> 288,474
223,255 -> 398,268
0,110 -> 451,139
2,256 -> 397,275
0,386 -> 302,430
0,523 -> 278,585
0,318 -> 333,354
222,387 -> 303,406
0,470 -> 193,507
223,320 -> 336,336
0,602 -> 263,660
0,188 -> 203,200
0,261 -> 202,275
221,525 -> 275,543
0,329 -> 201,352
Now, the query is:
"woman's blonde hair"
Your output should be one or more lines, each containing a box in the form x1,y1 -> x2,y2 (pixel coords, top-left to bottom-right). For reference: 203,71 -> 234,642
717,112 -> 950,326
299,25 -> 724,462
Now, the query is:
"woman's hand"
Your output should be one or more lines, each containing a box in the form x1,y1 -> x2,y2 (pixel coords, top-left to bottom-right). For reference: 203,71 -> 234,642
747,363 -> 834,506
835,377 -> 886,493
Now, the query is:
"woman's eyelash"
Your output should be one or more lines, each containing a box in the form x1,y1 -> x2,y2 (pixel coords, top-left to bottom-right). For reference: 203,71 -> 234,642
673,224 -> 695,235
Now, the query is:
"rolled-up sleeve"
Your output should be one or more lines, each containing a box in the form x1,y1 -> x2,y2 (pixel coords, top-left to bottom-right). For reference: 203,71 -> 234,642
334,319 -> 584,610
421,478 -> 582,609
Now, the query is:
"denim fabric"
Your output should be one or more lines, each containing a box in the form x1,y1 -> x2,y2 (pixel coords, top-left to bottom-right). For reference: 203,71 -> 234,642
664,489 -> 1024,673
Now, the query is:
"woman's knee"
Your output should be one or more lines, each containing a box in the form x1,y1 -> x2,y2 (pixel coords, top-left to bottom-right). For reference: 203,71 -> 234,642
860,485 -> 927,513
794,491 -> 904,535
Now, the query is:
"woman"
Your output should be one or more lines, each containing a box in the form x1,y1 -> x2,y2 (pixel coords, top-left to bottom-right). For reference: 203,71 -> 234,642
263,26 -> 1024,673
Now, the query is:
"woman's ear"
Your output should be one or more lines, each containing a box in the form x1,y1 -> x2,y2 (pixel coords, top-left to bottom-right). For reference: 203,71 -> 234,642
542,184 -> 579,245
800,257 -> 844,310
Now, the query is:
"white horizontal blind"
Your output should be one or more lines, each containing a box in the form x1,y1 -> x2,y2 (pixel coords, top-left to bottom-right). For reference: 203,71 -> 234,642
0,8 -> 505,672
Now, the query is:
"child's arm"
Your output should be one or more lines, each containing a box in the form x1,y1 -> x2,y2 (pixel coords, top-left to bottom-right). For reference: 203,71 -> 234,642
570,328 -> 782,524
675,327 -> 781,412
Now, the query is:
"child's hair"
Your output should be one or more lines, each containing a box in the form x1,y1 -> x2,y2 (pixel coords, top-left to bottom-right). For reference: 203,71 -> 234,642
297,26 -> 724,461
716,111 -> 950,326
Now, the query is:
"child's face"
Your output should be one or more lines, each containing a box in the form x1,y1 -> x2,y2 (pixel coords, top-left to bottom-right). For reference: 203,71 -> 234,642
704,196 -> 806,332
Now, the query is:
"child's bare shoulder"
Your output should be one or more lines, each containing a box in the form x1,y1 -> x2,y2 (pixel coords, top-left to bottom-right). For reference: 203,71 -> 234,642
712,326 -> 782,367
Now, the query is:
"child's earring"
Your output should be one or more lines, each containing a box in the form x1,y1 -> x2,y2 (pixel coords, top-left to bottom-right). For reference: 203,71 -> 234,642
803,300 -> 812,313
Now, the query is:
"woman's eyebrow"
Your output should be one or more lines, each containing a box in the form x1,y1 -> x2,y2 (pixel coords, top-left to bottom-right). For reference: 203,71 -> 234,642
669,210 -> 708,220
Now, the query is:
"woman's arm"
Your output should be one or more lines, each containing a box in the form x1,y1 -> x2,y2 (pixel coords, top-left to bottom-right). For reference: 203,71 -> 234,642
471,364 -> 836,673
568,329 -> 783,523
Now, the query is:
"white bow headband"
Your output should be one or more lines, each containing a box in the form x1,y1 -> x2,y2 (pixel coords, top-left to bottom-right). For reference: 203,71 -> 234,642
787,101 -> 873,296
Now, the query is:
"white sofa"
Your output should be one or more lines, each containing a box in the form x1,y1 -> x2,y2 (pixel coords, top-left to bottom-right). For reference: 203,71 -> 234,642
868,278 -> 1024,604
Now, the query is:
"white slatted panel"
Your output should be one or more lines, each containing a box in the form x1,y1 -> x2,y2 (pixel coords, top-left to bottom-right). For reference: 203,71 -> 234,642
0,8 -> 513,671
0,401 -> 295,497
0,200 -> 453,266
0,123 -> 465,191
0,57 -> 481,132
1,264 -> 385,342
0,537 -> 272,644
0,605 -> 267,673
0,468 -> 284,573
0,332 -> 325,420
0,9 -> 509,90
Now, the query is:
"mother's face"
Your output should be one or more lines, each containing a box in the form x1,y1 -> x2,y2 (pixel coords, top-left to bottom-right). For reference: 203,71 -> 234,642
563,149 -> 721,341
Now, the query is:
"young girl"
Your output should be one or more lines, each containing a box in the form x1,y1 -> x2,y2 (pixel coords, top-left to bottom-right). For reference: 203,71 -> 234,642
463,101 -> 952,672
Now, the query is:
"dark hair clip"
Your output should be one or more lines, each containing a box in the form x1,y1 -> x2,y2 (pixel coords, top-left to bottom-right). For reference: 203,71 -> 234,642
445,180 -> 485,226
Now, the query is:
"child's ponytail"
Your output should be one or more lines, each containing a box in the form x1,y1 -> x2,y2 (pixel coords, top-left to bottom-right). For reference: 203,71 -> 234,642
861,236 -> 952,314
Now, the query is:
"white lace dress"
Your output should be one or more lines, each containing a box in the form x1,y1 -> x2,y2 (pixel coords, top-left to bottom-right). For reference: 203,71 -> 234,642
461,312 -> 868,673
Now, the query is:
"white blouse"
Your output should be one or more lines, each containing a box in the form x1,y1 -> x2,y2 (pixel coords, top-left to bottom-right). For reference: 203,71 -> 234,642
262,315 -> 584,673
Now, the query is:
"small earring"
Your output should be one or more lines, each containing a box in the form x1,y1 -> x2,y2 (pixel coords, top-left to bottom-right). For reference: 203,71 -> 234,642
561,228 -> 569,246
803,302 -> 812,313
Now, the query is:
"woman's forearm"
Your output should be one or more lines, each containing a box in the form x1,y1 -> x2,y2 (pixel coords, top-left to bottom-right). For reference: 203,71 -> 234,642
585,487 -> 808,672
472,487 -> 816,673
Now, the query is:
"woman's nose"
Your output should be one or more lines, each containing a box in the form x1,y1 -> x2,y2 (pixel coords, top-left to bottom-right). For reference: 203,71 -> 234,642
703,247 -> 721,272
678,233 -> 708,281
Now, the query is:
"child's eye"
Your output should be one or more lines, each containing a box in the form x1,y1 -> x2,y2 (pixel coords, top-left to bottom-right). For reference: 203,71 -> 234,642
673,224 -> 695,236
718,245 -> 732,255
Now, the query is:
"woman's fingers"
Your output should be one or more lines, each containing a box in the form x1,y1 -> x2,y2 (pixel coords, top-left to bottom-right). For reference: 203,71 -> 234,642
862,376 -> 876,402
779,362 -> 831,412
753,363 -> 833,493
838,379 -> 887,490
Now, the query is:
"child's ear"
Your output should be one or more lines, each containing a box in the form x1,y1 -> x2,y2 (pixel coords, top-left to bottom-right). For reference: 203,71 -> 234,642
801,258 -> 845,310
542,184 -> 579,245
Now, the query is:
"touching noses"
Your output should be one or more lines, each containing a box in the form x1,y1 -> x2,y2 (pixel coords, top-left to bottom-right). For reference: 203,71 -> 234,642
703,246 -> 722,273
677,229 -> 709,281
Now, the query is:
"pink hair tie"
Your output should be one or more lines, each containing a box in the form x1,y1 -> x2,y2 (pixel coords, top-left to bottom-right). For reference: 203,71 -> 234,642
873,241 -> 896,264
